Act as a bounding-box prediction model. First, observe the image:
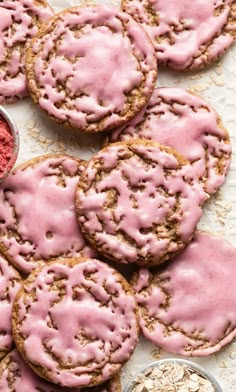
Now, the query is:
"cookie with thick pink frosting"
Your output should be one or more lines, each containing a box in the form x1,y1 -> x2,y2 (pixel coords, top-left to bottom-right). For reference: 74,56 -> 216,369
0,155 -> 97,275
76,140 -> 206,267
12,258 -> 139,388
132,231 -> 236,356
122,0 -> 236,70
0,254 -> 22,359
25,4 -> 157,133
0,349 -> 121,392
106,88 -> 232,195
0,0 -> 53,104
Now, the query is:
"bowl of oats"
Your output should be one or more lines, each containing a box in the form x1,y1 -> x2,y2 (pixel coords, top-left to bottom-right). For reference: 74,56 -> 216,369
124,358 -> 223,392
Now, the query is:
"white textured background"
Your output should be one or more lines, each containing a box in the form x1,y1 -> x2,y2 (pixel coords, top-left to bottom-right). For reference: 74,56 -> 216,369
4,0 -> 236,390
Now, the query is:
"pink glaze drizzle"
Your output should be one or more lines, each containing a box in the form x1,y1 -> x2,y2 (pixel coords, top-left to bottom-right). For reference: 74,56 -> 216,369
0,255 -> 21,355
109,88 -> 231,194
0,0 -> 53,101
0,156 -> 96,274
16,259 -> 138,388
123,0 -> 235,69
77,142 -> 206,265
32,4 -> 157,130
133,231 -> 236,356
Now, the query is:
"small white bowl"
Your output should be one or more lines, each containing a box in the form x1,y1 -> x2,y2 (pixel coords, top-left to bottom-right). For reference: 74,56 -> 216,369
0,106 -> 19,181
124,359 -> 223,392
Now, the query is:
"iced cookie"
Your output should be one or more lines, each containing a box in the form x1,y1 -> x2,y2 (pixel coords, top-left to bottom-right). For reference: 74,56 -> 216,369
132,231 -> 236,356
122,0 -> 236,70
25,4 -> 157,133
0,0 -> 53,104
0,254 -> 22,359
12,258 -> 139,388
76,140 -> 206,267
0,155 -> 97,275
107,88 -> 231,195
0,349 -> 121,392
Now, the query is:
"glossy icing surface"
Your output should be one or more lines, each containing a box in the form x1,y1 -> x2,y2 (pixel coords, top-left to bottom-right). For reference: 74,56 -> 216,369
109,88 -> 231,194
0,0 -> 53,102
0,156 -> 96,274
0,255 -> 21,358
77,141 -> 206,266
0,349 -> 119,391
13,259 -> 138,387
133,231 -> 236,356
122,0 -> 235,69
28,4 -> 157,131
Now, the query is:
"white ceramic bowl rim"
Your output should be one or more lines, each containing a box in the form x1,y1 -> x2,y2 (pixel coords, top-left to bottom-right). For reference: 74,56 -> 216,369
0,105 -> 19,179
123,358 -> 223,392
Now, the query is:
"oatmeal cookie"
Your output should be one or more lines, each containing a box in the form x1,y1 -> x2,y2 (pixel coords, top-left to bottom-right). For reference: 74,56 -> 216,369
122,0 -> 236,70
0,349 -> 121,391
76,140 -> 206,267
12,258 -> 139,388
0,254 -> 22,359
0,155 -> 97,275
25,4 -> 157,133
106,88 -> 232,195
132,231 -> 236,356
0,0 -> 53,104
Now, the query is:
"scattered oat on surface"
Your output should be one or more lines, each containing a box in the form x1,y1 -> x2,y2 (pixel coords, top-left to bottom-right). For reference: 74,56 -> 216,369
188,84 -> 209,94
203,189 -> 232,226
228,350 -> 236,360
25,120 -> 82,154
219,361 -> 228,369
150,348 -> 162,360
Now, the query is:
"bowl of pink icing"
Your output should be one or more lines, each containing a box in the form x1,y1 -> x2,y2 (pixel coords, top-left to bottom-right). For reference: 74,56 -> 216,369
0,106 -> 19,181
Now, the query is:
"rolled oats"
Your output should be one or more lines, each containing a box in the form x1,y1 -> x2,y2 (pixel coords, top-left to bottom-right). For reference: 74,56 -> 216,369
131,362 -> 216,392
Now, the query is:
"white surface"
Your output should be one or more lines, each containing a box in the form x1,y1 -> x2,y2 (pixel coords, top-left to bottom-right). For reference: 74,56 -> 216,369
4,0 -> 236,390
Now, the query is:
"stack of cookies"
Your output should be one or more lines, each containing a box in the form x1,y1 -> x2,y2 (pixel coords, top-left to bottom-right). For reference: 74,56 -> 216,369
0,0 -> 236,390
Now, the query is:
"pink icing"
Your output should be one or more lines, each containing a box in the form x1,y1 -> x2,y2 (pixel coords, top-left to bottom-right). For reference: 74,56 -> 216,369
109,88 -> 231,194
0,156 -> 97,274
77,142 -> 206,265
133,231 -> 236,356
0,349 -> 72,391
0,349 -> 116,391
32,4 -> 157,130
15,259 -> 138,387
0,255 -> 21,355
122,0 -> 235,69
0,0 -> 53,102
